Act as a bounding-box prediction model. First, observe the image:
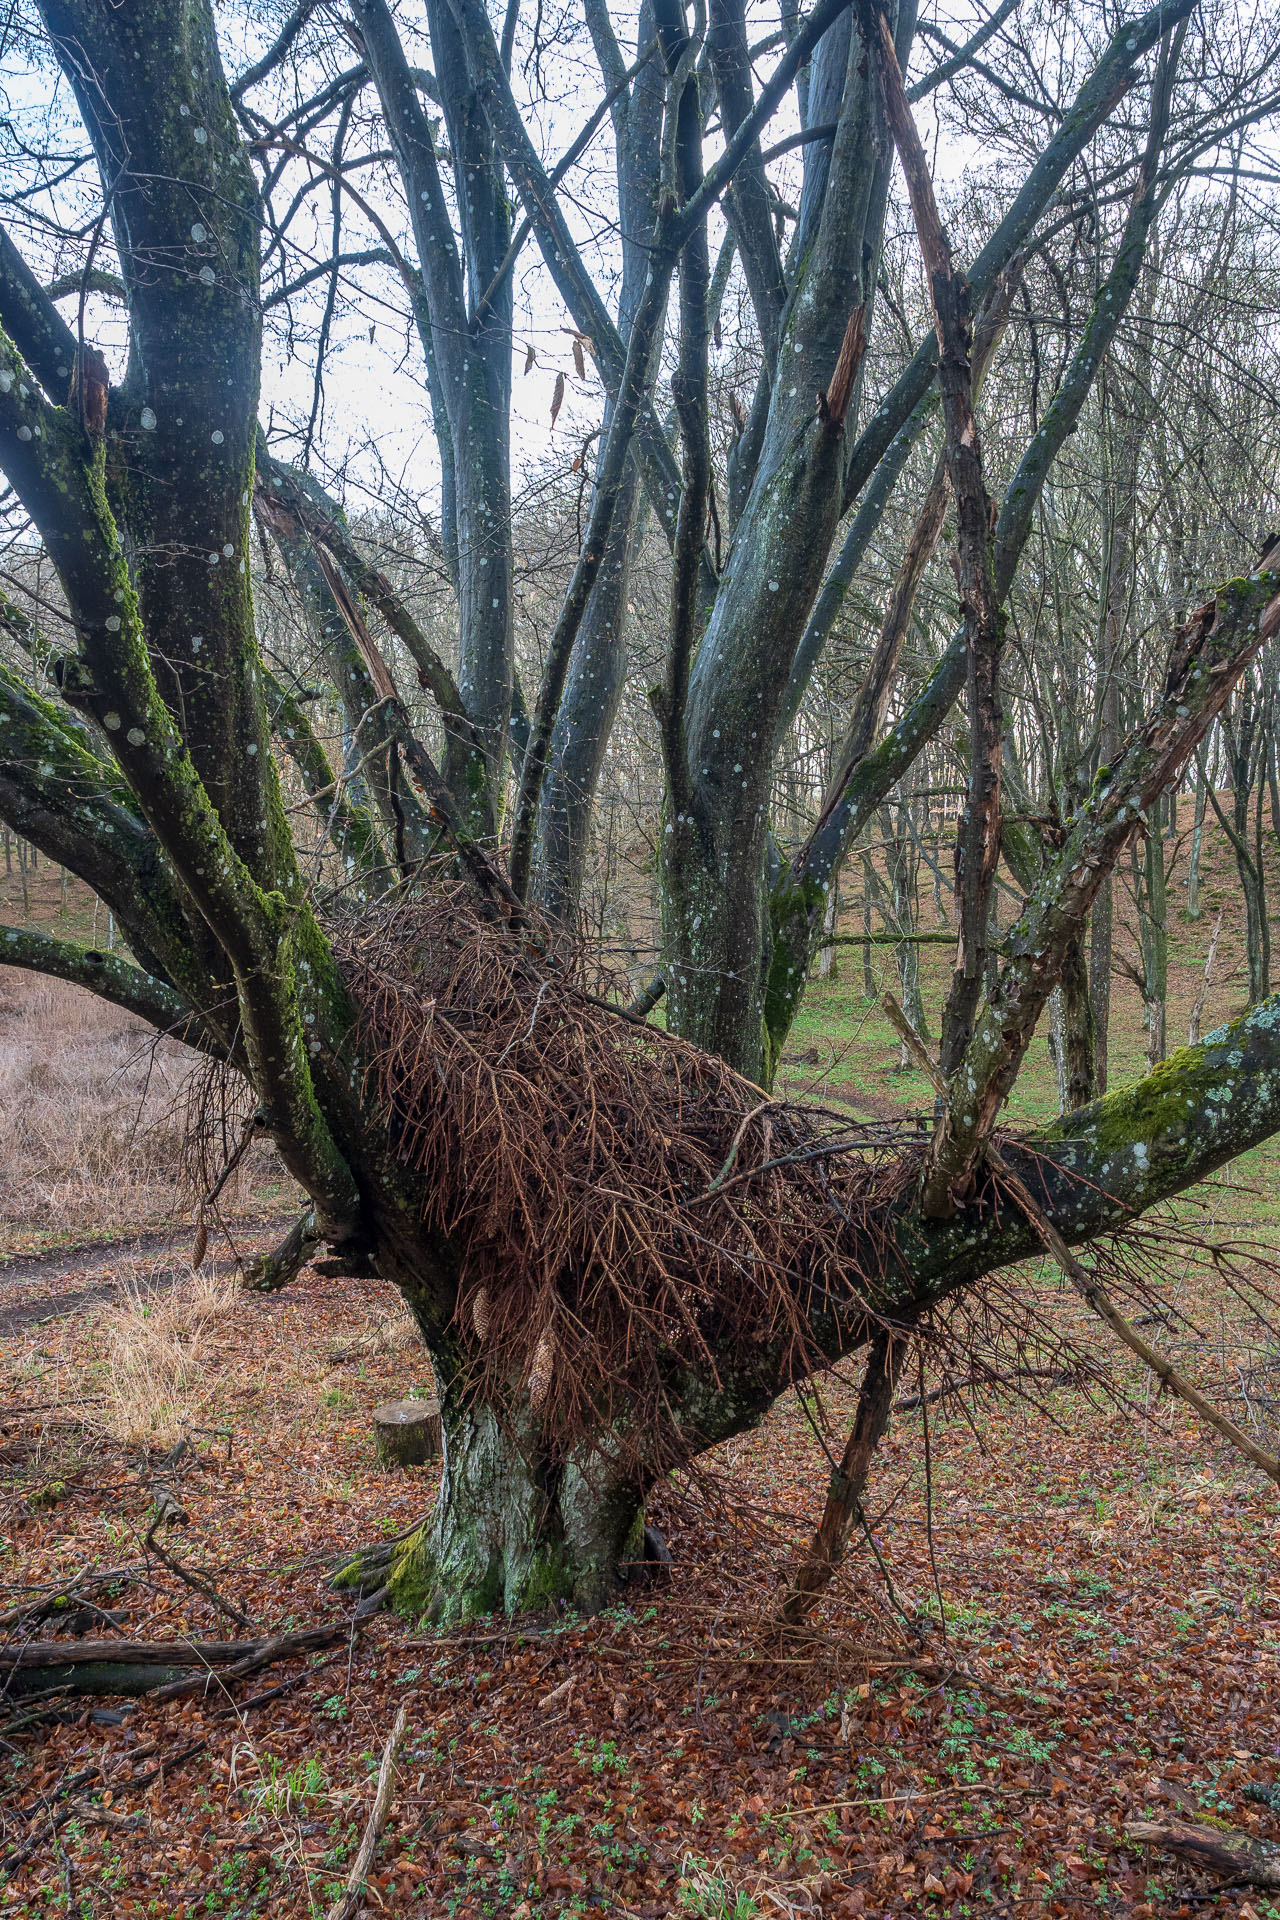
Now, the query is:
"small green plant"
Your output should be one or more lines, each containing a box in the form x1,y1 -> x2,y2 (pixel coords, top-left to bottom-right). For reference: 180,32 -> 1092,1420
234,1749 -> 325,1820
573,1735 -> 627,1774
678,1854 -> 761,1919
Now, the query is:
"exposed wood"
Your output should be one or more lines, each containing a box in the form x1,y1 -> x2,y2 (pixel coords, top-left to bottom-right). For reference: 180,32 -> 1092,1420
373,1397 -> 442,1467
325,1703 -> 409,1920
1127,1818 -> 1280,1888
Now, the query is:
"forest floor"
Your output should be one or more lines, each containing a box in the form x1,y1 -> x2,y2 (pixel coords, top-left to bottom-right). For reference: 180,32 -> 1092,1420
2,827 -> 1280,1919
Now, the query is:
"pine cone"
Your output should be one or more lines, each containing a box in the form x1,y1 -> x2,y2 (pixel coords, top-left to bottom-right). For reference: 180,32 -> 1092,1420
528,1325 -> 556,1410
472,1286 -> 491,1342
192,1219 -> 209,1271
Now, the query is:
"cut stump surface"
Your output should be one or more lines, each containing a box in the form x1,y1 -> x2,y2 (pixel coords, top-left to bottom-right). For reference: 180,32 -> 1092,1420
373,1398 -> 441,1467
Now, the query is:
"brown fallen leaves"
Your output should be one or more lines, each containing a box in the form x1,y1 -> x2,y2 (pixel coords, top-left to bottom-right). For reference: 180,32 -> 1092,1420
2,1239 -> 1280,1915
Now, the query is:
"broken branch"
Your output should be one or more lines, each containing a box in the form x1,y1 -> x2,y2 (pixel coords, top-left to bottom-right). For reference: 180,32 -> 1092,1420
1127,1818 -> 1280,1889
325,1703 -> 409,1920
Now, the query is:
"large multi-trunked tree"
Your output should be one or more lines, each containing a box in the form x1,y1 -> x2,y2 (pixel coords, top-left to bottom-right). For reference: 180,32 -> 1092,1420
1,0 -> 1278,1616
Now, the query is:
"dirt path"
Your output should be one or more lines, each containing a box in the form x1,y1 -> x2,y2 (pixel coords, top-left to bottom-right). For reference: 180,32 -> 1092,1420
0,1212 -> 294,1337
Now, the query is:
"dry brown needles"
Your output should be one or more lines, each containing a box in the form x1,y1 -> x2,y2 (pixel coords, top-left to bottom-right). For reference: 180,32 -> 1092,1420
333,889 -> 916,1472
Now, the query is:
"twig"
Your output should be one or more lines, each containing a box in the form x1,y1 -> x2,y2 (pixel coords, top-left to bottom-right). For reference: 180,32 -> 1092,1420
883,990 -> 1280,1485
702,1099 -> 783,1196
776,1783 -> 1050,1820
0,1741 -> 205,1874
325,1703 -> 408,1920
991,1143 -> 1280,1484
894,1366 -> 1072,1412
144,1512 -> 257,1633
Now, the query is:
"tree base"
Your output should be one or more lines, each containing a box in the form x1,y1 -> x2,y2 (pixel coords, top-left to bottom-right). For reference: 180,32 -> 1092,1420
337,1398 -> 644,1624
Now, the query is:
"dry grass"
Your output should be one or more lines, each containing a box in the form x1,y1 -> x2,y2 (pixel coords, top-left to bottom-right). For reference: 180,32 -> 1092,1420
90,1263 -> 239,1449
0,966 -> 274,1243
326,1294 -> 421,1365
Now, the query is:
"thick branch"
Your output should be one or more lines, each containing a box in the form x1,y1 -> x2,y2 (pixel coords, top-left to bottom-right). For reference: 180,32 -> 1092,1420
781,1330 -> 902,1621
0,924 -> 211,1051
0,334 -> 359,1237
509,227 -> 680,899
0,220 -> 77,398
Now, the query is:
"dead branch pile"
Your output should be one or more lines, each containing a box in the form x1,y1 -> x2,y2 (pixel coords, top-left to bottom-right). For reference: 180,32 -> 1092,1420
334,891 -> 915,1470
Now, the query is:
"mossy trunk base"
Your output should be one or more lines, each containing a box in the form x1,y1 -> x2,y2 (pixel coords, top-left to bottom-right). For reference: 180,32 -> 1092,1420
380,1400 -> 643,1624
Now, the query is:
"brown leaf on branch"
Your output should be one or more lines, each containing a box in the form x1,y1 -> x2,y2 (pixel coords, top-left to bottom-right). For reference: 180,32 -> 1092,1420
550,370 -> 565,429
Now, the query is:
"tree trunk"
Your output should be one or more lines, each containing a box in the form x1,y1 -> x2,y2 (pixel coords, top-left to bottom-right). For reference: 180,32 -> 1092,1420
1235,783 -> 1270,1007
1048,986 -> 1070,1113
1058,933 -> 1097,1108
375,1386 -> 644,1623
1139,827 -> 1168,1072
817,880 -> 840,980
416,1405 -> 643,1621
1089,882 -> 1112,1095
887,805 -> 925,1066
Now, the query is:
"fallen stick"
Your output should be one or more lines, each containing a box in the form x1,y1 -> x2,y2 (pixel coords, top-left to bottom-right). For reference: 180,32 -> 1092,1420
777,1782 -> 1050,1820
214,1647 -> 346,1719
1128,1818 -> 1280,1888
325,1703 -> 409,1920
0,1564 -> 138,1633
144,1511 -> 257,1634
146,1611 -> 379,1705
0,1739 -> 206,1875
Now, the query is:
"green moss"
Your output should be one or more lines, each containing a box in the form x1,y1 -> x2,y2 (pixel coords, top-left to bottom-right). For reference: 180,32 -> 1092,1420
384,1523 -> 438,1616
513,1541 -> 575,1612
762,874 -> 830,1080
621,1505 -> 647,1565
1056,1040 -> 1225,1170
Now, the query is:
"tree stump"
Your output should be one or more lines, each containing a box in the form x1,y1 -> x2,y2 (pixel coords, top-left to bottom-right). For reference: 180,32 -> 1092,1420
373,1398 -> 441,1468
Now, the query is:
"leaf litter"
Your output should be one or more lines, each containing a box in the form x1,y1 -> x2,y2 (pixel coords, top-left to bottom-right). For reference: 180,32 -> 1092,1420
1,1237 -> 1279,1919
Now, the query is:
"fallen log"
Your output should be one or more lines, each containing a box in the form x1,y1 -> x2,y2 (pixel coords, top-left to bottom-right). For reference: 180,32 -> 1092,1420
2,1635 -> 255,1697
1128,1818 -> 1280,1888
0,1601 -> 382,1700
2,1635 -> 258,1669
